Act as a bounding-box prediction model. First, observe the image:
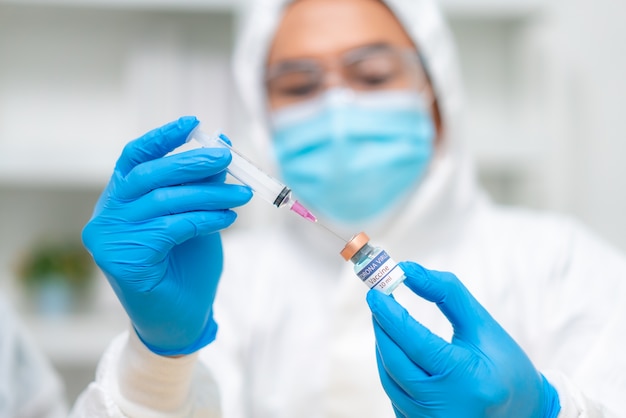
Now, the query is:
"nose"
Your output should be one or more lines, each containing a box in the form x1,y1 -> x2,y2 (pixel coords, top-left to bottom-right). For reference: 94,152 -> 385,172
320,68 -> 348,91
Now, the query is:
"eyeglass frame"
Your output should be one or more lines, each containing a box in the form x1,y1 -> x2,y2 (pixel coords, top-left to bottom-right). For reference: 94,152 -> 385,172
264,43 -> 432,109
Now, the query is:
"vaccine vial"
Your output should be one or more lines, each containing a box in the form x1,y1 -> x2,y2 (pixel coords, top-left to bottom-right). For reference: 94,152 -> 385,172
340,232 -> 406,295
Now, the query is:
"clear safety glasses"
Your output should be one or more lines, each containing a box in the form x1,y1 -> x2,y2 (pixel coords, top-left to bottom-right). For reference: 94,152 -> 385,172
265,43 -> 429,109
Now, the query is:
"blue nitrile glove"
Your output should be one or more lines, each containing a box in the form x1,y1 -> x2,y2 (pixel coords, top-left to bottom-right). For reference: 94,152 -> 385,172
367,261 -> 561,418
82,116 -> 252,356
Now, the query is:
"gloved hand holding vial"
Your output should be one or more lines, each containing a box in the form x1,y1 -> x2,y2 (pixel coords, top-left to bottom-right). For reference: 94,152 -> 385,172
188,126 -> 559,417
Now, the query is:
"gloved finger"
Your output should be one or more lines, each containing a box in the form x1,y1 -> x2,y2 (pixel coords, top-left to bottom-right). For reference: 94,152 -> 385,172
373,319 -> 430,385
179,172 -> 228,186
367,289 -> 457,376
115,116 -> 199,177
392,404 -> 408,418
217,132 -> 233,146
82,209 -> 237,263
115,184 -> 252,222
154,209 -> 237,247
123,211 -> 237,266
375,347 -> 425,417
399,261 -> 491,339
114,148 -> 232,200
91,180 -> 115,218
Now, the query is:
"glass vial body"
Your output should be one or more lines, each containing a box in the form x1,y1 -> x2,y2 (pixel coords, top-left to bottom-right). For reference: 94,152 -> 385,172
340,232 -> 406,295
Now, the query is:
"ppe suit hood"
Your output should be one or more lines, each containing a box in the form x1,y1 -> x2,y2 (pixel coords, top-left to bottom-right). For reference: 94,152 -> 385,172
233,0 -> 483,251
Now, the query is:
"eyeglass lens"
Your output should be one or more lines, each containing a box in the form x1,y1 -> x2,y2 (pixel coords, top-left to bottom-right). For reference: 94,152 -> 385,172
266,43 -> 422,107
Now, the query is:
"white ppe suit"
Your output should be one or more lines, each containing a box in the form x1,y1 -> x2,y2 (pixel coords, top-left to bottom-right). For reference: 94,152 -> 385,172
0,295 -> 67,418
71,0 -> 626,416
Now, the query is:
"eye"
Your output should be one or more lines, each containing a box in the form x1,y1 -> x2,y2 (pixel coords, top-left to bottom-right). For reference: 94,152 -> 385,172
267,71 -> 321,98
348,54 -> 402,88
279,81 -> 319,97
358,71 -> 394,86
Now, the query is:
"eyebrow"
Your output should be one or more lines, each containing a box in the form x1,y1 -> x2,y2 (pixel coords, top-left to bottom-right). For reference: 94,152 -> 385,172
265,42 -> 398,80
271,59 -> 318,72
345,42 -> 396,59
345,42 -> 394,57
265,59 -> 320,81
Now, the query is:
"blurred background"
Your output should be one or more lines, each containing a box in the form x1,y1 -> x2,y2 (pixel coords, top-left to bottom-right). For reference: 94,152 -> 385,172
1,0 -> 625,406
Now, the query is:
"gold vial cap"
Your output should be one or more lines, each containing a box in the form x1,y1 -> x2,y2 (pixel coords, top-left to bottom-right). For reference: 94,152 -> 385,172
340,232 -> 370,261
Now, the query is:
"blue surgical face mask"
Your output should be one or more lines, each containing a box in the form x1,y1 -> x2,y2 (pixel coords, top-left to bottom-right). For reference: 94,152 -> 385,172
270,88 -> 435,225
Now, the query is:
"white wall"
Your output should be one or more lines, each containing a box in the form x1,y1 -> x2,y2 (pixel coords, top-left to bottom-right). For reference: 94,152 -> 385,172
544,0 -> 626,250
0,4 -> 236,185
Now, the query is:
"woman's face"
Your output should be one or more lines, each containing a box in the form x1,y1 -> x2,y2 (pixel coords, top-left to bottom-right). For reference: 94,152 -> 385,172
266,0 -> 441,134
264,0 -> 441,224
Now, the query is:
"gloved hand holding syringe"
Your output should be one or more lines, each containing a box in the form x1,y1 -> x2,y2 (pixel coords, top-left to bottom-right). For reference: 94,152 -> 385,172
189,126 -> 319,223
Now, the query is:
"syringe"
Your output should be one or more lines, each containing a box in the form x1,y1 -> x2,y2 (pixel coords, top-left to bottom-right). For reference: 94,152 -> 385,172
188,127 -> 317,223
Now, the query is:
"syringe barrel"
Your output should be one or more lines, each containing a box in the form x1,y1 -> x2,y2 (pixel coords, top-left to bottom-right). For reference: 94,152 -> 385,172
190,128 -> 290,207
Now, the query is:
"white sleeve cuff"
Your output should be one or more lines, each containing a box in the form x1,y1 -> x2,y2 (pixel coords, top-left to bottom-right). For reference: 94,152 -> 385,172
97,325 -> 220,418
543,370 -> 617,418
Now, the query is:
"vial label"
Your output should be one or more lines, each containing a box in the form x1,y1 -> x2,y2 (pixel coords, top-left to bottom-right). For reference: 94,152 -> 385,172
356,250 -> 405,293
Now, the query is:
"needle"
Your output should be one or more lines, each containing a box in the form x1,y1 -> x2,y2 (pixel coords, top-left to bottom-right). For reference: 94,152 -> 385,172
315,221 -> 350,243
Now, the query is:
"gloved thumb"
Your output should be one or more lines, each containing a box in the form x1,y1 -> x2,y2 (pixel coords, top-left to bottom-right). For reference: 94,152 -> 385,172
399,261 -> 494,340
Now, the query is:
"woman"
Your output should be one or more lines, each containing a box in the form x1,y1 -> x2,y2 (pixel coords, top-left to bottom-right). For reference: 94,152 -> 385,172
73,0 -> 626,416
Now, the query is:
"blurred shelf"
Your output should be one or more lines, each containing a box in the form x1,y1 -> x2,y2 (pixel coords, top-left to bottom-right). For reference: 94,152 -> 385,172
0,0 -> 243,12
0,0 -> 543,18
23,311 -> 128,366
0,152 -> 113,188
0,0 -> 236,187
439,0 -> 544,19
